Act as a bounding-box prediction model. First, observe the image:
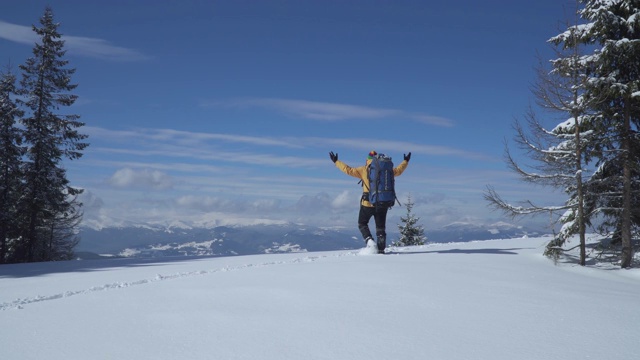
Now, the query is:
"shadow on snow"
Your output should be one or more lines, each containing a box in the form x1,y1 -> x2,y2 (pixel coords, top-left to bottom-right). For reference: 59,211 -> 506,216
389,247 -> 534,256
0,255 -> 224,279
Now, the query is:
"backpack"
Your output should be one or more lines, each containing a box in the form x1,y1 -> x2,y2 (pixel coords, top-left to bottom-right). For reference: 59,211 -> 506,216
367,153 -> 397,208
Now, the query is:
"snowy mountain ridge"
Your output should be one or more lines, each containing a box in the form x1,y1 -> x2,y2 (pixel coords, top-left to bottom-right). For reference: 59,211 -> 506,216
81,214 -> 291,232
76,220 -> 544,259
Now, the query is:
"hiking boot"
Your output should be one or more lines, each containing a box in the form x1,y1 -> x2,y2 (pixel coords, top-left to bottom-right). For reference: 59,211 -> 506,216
365,237 -> 377,250
376,234 -> 386,254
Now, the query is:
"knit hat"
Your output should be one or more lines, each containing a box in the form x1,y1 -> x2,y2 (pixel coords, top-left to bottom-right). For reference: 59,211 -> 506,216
367,150 -> 377,159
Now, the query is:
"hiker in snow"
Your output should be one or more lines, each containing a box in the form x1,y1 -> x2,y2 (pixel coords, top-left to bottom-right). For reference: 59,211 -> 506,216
329,150 -> 411,253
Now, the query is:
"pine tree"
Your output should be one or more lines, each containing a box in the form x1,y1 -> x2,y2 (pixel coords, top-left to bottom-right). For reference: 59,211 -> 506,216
538,2 -> 601,265
393,195 -> 426,247
566,0 -> 640,268
0,68 -> 25,263
490,1 -> 640,268
485,1 -> 598,265
585,151 -> 640,246
16,7 -> 88,262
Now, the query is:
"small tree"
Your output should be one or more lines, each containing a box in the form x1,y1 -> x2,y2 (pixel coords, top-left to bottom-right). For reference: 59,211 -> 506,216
393,195 -> 426,247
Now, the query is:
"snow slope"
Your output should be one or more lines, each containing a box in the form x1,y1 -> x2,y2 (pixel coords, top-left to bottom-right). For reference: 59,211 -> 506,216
1,236 -> 638,360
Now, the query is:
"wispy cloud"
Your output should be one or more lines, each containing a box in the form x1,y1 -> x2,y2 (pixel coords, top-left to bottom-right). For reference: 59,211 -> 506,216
84,126 -> 325,168
64,35 -> 150,62
84,126 -> 299,148
204,98 -> 455,127
92,146 -> 327,169
84,126 -> 490,164
87,159 -> 226,174
305,137 -> 493,161
0,20 -> 149,62
144,128 -> 301,148
0,20 -> 35,43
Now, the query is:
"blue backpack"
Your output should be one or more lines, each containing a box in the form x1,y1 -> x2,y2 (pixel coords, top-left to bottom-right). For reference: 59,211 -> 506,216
368,154 -> 397,208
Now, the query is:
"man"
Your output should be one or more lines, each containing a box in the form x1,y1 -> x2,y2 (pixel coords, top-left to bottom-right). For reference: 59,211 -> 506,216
329,150 -> 411,253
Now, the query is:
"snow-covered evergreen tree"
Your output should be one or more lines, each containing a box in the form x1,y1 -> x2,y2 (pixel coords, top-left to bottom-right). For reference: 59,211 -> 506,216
16,7 -> 88,262
487,0 -> 640,268
541,2 -> 602,265
560,0 -> 640,268
393,195 -> 426,247
0,69 -> 25,263
485,1 -> 598,265
584,152 -> 640,246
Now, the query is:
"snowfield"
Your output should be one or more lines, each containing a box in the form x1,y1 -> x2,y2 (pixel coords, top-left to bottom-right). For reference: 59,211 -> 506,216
1,236 -> 638,360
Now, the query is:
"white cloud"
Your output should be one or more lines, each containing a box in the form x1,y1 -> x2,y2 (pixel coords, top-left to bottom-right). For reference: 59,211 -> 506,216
206,98 -> 398,121
175,195 -> 282,214
173,192 -> 352,224
251,98 -> 400,121
77,190 -> 104,212
176,195 -> 240,212
64,35 -> 150,62
0,20 -> 36,43
250,199 -> 282,212
84,127 -> 299,148
90,159 -> 225,174
205,98 -> 455,126
0,20 -> 149,62
331,190 -> 354,209
313,137 -> 493,161
295,193 -> 333,213
108,168 -> 174,190
147,128 -> 302,148
85,126 -> 486,166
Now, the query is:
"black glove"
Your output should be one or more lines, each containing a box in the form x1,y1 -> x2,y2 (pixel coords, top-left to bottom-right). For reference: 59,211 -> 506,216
404,152 -> 411,162
329,151 -> 338,163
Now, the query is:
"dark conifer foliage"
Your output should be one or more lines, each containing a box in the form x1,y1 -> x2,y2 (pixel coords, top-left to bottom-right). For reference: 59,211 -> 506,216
0,69 -> 25,263
13,7 -> 88,262
573,0 -> 640,268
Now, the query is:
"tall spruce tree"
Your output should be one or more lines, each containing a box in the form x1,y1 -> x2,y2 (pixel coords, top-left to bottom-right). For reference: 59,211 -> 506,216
563,0 -> 640,268
485,1 -> 598,266
0,69 -> 25,263
16,7 -> 88,262
393,195 -> 426,247
539,3 -> 602,265
487,1 -> 640,268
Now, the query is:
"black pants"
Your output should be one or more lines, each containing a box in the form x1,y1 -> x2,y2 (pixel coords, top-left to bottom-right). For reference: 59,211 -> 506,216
358,205 -> 389,250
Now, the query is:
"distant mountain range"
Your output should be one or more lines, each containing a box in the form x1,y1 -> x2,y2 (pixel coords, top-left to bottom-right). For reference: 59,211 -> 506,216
426,221 -> 547,242
75,221 -> 547,260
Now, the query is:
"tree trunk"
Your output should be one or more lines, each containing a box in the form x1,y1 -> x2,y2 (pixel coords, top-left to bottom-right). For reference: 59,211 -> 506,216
573,78 -> 586,266
620,102 -> 633,269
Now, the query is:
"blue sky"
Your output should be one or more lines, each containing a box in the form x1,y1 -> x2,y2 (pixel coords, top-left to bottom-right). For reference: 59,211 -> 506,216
0,0 -> 575,231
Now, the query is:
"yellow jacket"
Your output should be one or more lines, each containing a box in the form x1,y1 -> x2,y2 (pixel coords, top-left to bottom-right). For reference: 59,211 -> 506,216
334,158 -> 409,207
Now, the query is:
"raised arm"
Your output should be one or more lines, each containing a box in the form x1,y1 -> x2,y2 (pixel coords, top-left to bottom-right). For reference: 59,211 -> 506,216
393,152 -> 411,176
330,151 -> 366,179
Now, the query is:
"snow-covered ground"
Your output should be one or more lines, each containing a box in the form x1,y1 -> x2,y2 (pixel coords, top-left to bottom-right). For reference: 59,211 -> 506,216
1,236 -> 638,360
